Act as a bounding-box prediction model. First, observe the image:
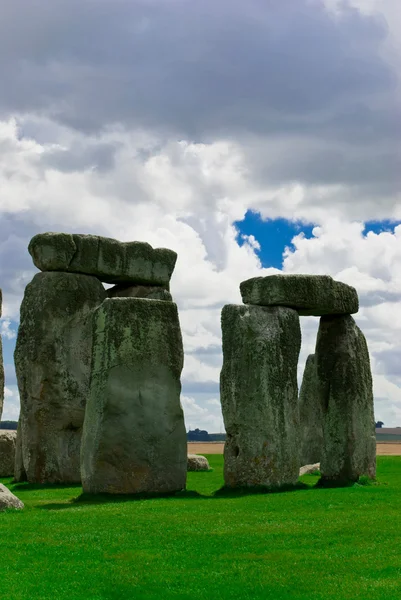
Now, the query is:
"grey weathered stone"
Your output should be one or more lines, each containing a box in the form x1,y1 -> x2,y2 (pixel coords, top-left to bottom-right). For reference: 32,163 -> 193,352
299,354 -> 323,465
0,483 -> 24,511
299,463 -> 320,476
316,314 -> 376,484
107,284 -> 172,302
187,454 -> 210,471
0,288 -> 4,421
81,298 -> 187,494
14,272 -> 106,483
14,420 -> 26,482
220,304 -> 301,489
29,232 -> 177,287
240,274 -> 358,316
0,430 -> 17,477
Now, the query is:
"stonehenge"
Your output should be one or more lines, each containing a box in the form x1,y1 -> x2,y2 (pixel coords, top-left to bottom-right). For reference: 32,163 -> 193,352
221,274 -> 375,488
14,232 -> 186,492
7,230 -> 376,495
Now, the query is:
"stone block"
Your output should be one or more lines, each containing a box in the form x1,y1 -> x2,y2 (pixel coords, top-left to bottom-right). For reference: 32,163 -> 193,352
29,232 -> 177,287
240,274 -> 358,316
316,314 -> 376,484
14,272 -> 106,483
220,304 -> 301,488
81,298 -> 187,494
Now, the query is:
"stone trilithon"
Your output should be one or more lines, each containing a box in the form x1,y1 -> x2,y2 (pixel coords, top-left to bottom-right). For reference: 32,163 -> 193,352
14,232 -> 186,491
220,273 -> 375,489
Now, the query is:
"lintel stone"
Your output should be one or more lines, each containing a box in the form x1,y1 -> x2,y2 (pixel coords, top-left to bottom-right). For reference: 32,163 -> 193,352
240,274 -> 358,316
28,232 -> 177,287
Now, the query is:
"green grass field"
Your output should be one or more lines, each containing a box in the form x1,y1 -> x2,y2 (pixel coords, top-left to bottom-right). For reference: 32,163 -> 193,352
1,455 -> 401,600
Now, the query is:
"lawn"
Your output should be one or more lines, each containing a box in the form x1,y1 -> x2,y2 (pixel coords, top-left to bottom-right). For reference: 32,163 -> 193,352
1,456 -> 401,600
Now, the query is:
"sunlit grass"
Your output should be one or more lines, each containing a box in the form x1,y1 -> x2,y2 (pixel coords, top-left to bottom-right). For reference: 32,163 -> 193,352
1,456 -> 400,599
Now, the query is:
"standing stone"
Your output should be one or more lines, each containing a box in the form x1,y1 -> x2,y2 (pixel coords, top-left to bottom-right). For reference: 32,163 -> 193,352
220,304 -> 301,488
0,289 -> 4,422
0,430 -> 17,477
14,272 -> 106,483
315,314 -> 376,484
81,298 -> 186,494
299,354 -> 323,465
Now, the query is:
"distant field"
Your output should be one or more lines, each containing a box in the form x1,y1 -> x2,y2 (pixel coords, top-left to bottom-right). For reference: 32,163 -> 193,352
189,441 -> 401,456
2,456 -> 401,599
376,434 -> 401,442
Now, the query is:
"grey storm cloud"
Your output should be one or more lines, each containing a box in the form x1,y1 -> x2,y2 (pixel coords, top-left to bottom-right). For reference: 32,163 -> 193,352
0,0 -> 396,139
1,0 -> 399,204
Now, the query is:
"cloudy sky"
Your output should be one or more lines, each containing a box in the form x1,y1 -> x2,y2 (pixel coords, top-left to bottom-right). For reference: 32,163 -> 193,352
0,0 -> 400,430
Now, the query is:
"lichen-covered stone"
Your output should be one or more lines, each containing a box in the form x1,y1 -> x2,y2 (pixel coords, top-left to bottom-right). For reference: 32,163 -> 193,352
240,274 -> 358,316
299,354 -> 323,465
81,298 -> 186,494
0,430 -> 17,477
0,483 -> 24,511
0,289 -> 4,421
107,284 -> 172,301
316,314 -> 376,484
14,272 -> 106,483
29,232 -> 177,287
187,454 -> 210,471
14,420 -> 26,482
220,304 -> 301,489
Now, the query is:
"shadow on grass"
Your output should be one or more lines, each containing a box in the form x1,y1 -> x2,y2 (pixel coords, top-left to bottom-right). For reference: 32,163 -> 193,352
11,482 -> 82,492
38,481 -> 314,510
213,480 -> 310,498
316,475 -> 381,489
38,489 -> 208,510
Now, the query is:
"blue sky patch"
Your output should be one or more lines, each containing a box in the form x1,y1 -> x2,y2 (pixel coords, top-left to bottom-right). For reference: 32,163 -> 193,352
234,210 -> 316,269
363,220 -> 401,236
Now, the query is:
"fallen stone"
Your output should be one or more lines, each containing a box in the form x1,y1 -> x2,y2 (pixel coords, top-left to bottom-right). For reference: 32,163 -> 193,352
15,271 -> 106,483
299,354 -> 323,465
187,454 -> 210,471
316,314 -> 376,484
81,298 -> 187,494
299,463 -> 320,476
29,232 -> 177,287
220,304 -> 301,489
0,430 -> 17,477
240,274 -> 358,316
0,483 -> 24,511
107,284 -> 172,301
0,289 -> 4,421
